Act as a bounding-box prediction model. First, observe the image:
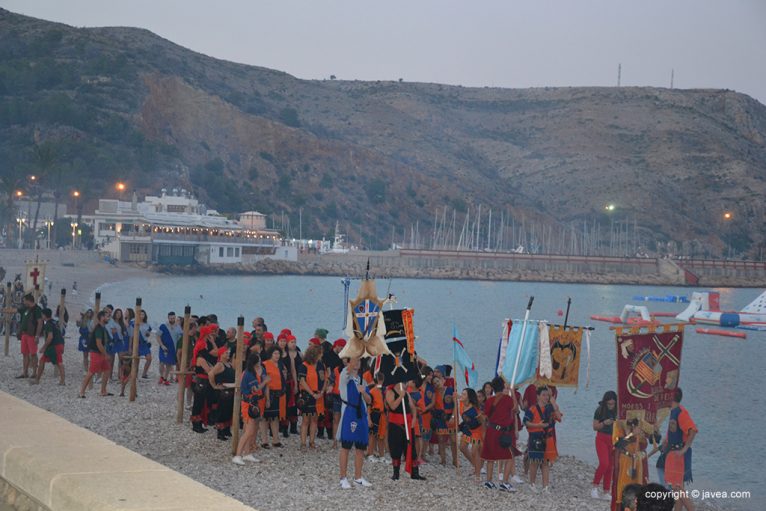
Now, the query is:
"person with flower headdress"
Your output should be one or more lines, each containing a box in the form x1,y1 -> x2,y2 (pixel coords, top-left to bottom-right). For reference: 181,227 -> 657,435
190,323 -> 219,433
209,346 -> 236,441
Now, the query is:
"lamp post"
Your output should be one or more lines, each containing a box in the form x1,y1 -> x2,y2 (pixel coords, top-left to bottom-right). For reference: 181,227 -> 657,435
70,221 -> 78,249
16,216 -> 24,249
45,219 -> 52,249
722,211 -> 733,259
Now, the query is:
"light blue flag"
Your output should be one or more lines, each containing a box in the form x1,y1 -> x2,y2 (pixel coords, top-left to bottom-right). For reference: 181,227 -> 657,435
452,325 -> 479,389
500,320 -> 539,386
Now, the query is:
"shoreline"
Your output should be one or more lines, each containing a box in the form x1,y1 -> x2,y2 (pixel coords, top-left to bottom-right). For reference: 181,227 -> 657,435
0,251 -> 735,510
150,259 -> 766,289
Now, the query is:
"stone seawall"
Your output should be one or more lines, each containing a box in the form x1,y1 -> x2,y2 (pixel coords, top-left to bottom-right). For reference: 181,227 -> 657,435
0,391 -> 255,511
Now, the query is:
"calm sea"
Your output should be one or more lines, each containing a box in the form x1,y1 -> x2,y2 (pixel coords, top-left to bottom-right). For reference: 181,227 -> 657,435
102,275 -> 763,509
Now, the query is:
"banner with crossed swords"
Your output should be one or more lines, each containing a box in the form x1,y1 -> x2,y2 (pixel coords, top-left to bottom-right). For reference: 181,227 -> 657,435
616,327 -> 684,426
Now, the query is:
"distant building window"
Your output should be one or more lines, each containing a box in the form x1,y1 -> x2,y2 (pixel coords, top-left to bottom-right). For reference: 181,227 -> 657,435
166,205 -> 186,213
227,247 -> 234,257
235,247 -> 240,257
219,247 -> 224,257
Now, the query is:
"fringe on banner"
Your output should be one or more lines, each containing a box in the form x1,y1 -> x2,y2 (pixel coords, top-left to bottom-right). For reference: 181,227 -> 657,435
538,322 -> 552,379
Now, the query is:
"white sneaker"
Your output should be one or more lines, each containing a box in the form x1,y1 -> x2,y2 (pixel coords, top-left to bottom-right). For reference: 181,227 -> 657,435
602,492 -> 612,501
511,475 -> 524,484
542,486 -> 551,494
242,454 -> 259,462
340,478 -> 352,490
366,455 -> 377,463
231,456 -> 245,466
480,467 -> 487,474
529,484 -> 540,493
591,487 -> 600,499
354,478 -> 372,487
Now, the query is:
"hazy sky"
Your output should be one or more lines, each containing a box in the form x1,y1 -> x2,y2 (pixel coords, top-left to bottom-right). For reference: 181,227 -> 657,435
3,0 -> 766,104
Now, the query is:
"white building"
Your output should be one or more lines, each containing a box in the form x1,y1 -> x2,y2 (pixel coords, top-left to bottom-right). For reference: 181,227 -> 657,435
83,189 -> 295,265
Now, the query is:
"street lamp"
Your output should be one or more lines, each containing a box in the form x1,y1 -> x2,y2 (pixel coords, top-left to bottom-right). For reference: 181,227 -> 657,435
723,212 -> 733,220
15,190 -> 23,198
70,221 -> 78,249
116,182 -> 126,201
605,204 -> 616,212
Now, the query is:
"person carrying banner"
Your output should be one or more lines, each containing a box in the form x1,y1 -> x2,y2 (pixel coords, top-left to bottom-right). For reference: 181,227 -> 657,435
386,380 -> 426,481
481,376 -> 518,492
612,417 -> 648,509
337,356 -> 372,489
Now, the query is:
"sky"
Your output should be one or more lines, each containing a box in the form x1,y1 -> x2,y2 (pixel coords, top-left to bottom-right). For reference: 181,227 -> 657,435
2,0 -> 766,104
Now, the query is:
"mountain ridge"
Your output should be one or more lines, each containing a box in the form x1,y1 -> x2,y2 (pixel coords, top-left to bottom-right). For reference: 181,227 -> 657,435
1,8 -> 765,256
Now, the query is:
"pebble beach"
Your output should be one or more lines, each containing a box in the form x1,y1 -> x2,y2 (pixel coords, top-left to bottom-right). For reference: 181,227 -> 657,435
0,252 -> 730,511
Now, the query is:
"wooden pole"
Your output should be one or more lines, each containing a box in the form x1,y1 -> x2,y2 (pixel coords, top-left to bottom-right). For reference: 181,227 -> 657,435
3,282 -> 11,356
176,305 -> 192,424
452,359 -> 460,473
231,316 -> 245,455
34,284 -> 40,303
94,291 -> 101,314
129,297 -> 142,402
58,288 -> 66,323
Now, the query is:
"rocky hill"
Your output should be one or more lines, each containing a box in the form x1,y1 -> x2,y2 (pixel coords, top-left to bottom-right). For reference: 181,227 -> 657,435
1,8 -> 765,255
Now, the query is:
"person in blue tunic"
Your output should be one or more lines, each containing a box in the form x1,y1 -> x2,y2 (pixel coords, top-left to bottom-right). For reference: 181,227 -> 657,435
337,356 -> 372,490
158,312 -> 182,385
128,310 -> 153,379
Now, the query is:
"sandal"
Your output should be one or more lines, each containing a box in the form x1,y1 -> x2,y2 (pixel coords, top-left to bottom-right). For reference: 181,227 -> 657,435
272,442 -> 283,448
261,443 -> 271,449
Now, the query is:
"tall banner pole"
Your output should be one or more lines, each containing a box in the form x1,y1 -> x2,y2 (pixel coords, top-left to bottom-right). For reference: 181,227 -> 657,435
58,288 -> 66,324
129,297 -> 142,402
176,305 -> 192,424
3,282 -> 11,356
231,316 -> 245,456
452,356 -> 460,473
509,297 -> 534,389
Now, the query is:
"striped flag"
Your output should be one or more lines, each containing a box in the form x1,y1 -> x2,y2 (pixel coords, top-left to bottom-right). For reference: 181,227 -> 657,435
452,325 -> 478,388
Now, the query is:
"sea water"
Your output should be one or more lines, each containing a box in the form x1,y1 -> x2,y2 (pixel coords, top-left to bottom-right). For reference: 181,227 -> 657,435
102,275 -> 763,509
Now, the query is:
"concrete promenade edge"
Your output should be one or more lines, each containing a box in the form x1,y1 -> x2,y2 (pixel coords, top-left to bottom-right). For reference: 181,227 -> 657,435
0,391 -> 256,511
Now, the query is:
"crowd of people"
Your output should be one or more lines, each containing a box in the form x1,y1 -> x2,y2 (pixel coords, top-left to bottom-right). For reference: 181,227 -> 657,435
8,289 -> 699,511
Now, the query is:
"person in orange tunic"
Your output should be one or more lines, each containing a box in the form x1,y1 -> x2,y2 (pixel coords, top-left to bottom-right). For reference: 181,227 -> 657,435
366,371 -> 386,460
299,344 -> 327,449
262,346 -> 286,448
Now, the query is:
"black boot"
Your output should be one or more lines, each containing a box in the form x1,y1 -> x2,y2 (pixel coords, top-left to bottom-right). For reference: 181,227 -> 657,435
290,422 -> 298,435
192,422 -> 207,434
411,466 -> 427,481
391,465 -> 400,480
223,427 -> 232,438
217,429 -> 228,441
280,424 -> 289,438
317,426 -> 325,438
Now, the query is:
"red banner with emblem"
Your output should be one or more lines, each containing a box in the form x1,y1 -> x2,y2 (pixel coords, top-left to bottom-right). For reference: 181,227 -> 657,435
401,309 -> 415,355
615,327 -> 684,425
